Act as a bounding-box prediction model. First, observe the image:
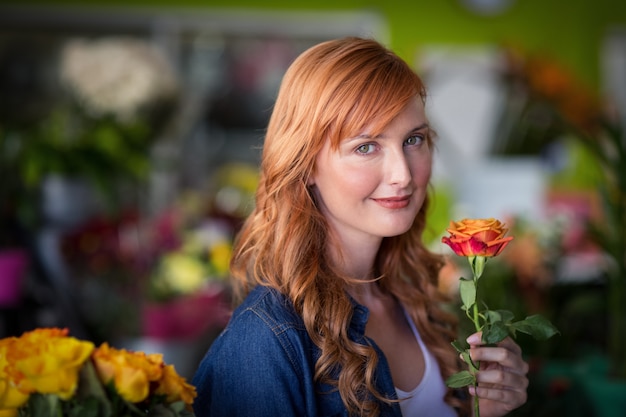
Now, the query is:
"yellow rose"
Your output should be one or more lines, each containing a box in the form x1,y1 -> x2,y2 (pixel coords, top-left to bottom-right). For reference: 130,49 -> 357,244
0,338 -> 29,410
0,379 -> 29,410
7,328 -> 93,400
93,344 -> 163,403
441,218 -> 514,258
154,364 -> 197,405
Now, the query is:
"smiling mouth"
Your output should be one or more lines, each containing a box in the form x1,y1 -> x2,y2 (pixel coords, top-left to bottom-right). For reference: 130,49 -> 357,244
372,196 -> 411,209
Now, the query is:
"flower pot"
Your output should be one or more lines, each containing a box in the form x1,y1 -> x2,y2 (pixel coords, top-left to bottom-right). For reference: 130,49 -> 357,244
41,175 -> 99,227
0,248 -> 28,307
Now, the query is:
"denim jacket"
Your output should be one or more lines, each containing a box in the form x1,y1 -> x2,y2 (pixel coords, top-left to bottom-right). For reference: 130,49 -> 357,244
192,285 -> 403,417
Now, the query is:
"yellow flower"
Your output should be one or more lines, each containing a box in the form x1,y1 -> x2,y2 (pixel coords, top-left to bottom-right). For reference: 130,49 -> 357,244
154,364 -> 197,405
0,338 -> 29,410
159,252 -> 207,293
93,343 -> 163,403
0,379 -> 28,411
7,328 -> 94,400
210,241 -> 232,277
0,328 -> 197,415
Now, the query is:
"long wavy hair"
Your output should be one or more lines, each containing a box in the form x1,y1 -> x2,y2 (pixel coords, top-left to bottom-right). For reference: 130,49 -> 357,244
230,37 -> 469,416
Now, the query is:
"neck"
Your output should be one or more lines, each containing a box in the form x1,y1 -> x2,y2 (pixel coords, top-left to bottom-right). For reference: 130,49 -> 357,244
346,279 -> 382,304
329,235 -> 380,279
325,229 -> 383,300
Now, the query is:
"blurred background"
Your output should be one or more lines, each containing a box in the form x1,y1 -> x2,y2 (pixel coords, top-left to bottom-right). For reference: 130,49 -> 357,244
0,1 -> 624,415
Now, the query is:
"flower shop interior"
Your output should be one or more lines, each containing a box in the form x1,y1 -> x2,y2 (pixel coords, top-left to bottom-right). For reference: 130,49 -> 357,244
0,0 -> 625,415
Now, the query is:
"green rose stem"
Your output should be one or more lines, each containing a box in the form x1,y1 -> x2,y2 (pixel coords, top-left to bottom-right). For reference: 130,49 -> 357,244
468,256 -> 485,417
470,256 -> 485,331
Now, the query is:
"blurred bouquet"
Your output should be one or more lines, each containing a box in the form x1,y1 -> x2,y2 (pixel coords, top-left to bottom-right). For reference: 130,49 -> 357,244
145,215 -> 232,303
113,191 -> 234,303
495,45 -> 626,378
492,44 -> 602,156
61,192 -> 233,341
0,328 -> 196,417
0,36 -> 179,229
136,194 -> 233,340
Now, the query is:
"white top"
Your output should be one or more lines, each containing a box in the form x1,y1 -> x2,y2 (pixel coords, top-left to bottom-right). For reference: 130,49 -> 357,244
395,311 -> 457,417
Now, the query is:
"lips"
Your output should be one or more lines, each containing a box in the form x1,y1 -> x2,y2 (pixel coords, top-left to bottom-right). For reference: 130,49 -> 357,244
372,195 -> 411,209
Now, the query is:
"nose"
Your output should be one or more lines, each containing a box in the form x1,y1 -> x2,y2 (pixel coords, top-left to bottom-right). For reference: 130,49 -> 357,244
385,147 -> 412,187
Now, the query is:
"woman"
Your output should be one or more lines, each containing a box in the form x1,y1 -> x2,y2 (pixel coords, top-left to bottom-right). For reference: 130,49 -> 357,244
192,37 -> 528,417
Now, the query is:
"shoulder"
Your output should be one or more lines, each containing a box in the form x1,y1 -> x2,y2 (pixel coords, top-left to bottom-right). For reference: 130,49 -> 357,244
233,285 -> 305,331
203,286 -> 309,361
194,286 -> 314,380
192,286 -> 319,416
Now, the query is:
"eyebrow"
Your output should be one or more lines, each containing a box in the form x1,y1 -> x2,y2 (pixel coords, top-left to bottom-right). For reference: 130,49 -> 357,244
350,122 -> 430,141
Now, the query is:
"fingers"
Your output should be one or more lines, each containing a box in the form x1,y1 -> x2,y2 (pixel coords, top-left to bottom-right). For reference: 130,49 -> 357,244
469,384 -> 528,413
472,346 -> 529,376
491,335 -> 522,355
466,333 -> 529,376
466,332 -> 521,354
464,332 -> 530,414
475,364 -> 529,390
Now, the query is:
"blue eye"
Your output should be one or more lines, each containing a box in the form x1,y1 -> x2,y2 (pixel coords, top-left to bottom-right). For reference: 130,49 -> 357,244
356,143 -> 375,154
405,135 -> 424,146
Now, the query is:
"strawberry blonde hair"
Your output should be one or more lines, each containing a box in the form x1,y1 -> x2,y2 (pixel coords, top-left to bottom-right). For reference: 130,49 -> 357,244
230,37 -> 468,416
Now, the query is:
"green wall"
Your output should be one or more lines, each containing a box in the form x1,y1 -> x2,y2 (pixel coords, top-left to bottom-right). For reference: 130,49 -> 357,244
14,0 -> 626,88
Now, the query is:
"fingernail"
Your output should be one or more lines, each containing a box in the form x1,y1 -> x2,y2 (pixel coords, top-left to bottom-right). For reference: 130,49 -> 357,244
466,334 -> 480,344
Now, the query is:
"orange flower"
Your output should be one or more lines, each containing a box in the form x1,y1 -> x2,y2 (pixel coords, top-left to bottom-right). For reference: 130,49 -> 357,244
441,218 -> 514,258
522,52 -> 602,134
154,364 -> 197,405
92,343 -> 163,403
4,328 -> 94,401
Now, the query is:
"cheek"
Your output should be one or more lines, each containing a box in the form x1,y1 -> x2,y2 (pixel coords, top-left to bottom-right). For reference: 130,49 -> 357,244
418,163 -> 433,184
337,164 -> 381,196
410,154 -> 433,184
314,162 -> 380,203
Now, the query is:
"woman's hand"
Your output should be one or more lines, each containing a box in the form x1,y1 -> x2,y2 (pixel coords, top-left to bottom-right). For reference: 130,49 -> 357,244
466,332 -> 529,417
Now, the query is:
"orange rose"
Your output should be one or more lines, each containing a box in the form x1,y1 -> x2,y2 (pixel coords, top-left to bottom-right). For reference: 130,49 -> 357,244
441,218 -> 514,258
154,364 -> 197,405
92,343 -> 163,403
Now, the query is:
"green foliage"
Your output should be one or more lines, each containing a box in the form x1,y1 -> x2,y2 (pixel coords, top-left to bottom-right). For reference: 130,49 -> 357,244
17,106 -> 152,192
0,102 -> 157,234
446,371 -> 476,389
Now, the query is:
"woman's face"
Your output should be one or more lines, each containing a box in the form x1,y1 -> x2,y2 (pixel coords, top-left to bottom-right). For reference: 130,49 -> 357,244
309,97 -> 432,248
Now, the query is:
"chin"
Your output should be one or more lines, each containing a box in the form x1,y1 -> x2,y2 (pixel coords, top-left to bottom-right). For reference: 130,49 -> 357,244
380,222 -> 414,238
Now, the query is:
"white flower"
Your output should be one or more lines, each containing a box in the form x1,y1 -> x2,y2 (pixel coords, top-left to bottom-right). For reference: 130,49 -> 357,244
60,37 -> 179,120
